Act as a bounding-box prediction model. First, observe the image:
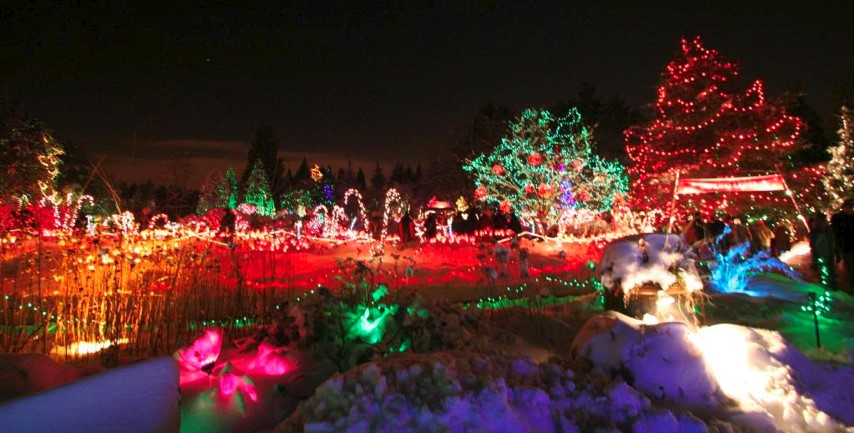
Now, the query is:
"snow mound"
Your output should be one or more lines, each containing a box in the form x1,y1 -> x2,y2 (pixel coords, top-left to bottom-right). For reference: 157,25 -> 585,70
0,357 -> 179,433
599,234 -> 702,295
573,312 -> 854,432
275,352 -> 709,433
571,311 -> 722,410
0,353 -> 82,402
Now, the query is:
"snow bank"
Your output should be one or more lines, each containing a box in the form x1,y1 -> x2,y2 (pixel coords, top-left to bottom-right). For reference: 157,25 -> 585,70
573,312 -> 854,432
599,234 -> 702,295
0,353 -> 82,402
275,352 -> 708,433
0,357 -> 179,433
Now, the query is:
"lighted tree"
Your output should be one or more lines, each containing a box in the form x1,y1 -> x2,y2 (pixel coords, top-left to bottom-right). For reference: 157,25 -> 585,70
243,160 -> 275,216
626,36 -> 809,216
463,107 -> 628,229
823,106 -> 854,209
224,166 -> 239,209
0,117 -> 64,204
196,169 -> 230,214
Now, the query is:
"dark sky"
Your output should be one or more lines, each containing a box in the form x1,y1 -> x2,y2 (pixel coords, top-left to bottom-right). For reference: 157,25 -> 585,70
2,1 -> 852,184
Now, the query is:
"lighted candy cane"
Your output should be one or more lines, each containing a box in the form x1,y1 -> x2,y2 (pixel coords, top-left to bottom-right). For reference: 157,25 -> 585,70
381,188 -> 406,243
343,188 -> 369,234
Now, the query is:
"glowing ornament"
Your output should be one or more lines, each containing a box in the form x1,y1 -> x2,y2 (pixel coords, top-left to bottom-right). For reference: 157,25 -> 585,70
474,187 -> 487,200
537,183 -> 553,199
492,164 -> 505,175
528,153 -> 542,166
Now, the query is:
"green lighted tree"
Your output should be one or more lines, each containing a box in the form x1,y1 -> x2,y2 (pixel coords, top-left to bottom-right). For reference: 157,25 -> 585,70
225,166 -> 239,209
463,108 -> 628,228
823,106 -> 854,209
243,159 -> 275,216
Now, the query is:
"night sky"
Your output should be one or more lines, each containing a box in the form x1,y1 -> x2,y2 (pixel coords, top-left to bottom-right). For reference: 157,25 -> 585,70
3,1 -> 852,184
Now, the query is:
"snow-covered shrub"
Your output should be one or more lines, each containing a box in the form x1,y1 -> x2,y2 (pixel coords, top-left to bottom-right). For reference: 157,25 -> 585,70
275,352 -> 702,433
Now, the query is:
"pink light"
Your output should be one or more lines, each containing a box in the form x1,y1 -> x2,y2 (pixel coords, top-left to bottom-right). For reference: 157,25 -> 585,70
218,373 -> 258,402
176,329 -> 222,372
247,343 -> 292,375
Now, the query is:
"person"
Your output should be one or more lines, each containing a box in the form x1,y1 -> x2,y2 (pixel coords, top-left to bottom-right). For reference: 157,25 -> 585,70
726,217 -> 752,250
771,219 -> 793,256
423,212 -> 438,240
681,212 -> 706,247
809,212 -> 836,289
831,198 -> 854,293
749,220 -> 774,254
398,212 -> 415,243
219,207 -> 236,235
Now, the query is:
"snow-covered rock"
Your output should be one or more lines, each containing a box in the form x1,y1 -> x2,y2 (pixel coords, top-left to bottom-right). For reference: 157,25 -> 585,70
599,234 -> 703,295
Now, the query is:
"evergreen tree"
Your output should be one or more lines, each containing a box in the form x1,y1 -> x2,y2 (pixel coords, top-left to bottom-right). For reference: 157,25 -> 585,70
224,166 -> 239,209
370,162 -> 386,190
824,106 -> 854,208
293,157 -> 311,184
243,159 -> 275,216
243,126 -> 283,192
464,107 -> 628,228
0,117 -> 64,204
356,168 -> 367,191
626,36 -> 812,216
390,162 -> 406,185
196,169 -> 229,214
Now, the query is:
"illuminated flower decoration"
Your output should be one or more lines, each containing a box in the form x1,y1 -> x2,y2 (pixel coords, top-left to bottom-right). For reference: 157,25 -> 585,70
175,329 -> 222,372
499,200 -> 512,215
217,363 -> 258,402
247,343 -> 292,375
537,183 -> 553,199
492,164 -> 505,176
527,153 -> 542,166
524,184 -> 535,195
474,187 -> 487,200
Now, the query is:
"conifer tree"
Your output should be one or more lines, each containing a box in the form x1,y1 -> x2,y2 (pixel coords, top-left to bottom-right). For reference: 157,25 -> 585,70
626,36 -> 813,216
196,169 -> 229,214
224,166 -> 239,209
243,160 -> 275,216
824,106 -> 854,208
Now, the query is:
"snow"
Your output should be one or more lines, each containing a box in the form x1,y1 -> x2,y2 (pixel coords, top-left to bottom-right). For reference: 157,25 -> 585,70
599,234 -> 703,295
0,353 -> 82,402
573,311 -> 854,433
0,357 -> 179,433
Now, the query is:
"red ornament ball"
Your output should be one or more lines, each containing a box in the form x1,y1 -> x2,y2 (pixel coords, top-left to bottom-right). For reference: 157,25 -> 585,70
527,153 -> 542,166
492,164 -> 505,175
474,186 -> 488,200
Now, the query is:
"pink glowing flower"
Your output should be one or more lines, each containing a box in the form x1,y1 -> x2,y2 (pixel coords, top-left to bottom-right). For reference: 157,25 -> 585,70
247,343 -> 292,375
218,372 -> 258,402
175,329 -> 222,372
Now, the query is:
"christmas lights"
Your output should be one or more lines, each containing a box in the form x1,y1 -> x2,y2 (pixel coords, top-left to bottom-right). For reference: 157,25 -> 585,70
823,106 -> 854,209
464,107 -> 628,231
626,36 -> 819,218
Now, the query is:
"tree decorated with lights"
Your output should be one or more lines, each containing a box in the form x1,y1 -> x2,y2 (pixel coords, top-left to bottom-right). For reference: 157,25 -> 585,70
224,166 -> 239,209
0,118 -> 64,204
243,160 -> 275,216
463,107 -> 628,230
196,169 -> 230,214
823,106 -> 854,209
626,36 -> 812,217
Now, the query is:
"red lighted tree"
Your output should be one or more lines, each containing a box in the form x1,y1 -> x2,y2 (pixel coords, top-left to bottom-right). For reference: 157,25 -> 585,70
625,36 -> 814,218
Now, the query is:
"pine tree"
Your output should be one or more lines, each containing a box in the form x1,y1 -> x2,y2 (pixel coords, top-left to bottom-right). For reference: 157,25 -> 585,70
356,168 -> 367,191
824,106 -> 854,208
626,36 -> 811,216
370,163 -> 386,190
0,118 -> 64,204
224,166 -> 239,210
243,160 -> 275,216
196,169 -> 229,214
464,107 -> 628,228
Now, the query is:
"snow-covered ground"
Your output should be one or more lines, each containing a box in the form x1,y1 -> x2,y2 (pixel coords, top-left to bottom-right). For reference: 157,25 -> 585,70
1,237 -> 852,432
